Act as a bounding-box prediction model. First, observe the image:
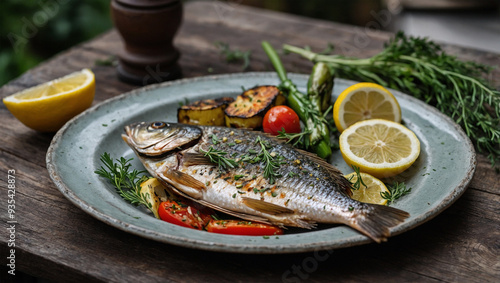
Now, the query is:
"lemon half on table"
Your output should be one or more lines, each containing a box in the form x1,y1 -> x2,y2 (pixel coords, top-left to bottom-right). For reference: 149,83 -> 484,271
339,119 -> 420,179
3,69 -> 95,132
334,82 -> 401,133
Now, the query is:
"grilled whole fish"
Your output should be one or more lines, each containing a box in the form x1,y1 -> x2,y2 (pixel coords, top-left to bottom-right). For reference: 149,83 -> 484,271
122,121 -> 409,242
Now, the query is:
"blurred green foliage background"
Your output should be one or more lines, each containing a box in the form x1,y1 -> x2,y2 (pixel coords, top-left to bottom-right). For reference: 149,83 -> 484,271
0,0 -> 380,87
0,0 -> 112,86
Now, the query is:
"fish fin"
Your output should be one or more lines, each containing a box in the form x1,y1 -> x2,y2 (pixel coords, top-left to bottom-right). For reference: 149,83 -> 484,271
351,205 -> 410,243
294,219 -> 317,229
196,199 -> 273,224
158,168 -> 206,199
296,148 -> 353,197
296,148 -> 342,174
241,197 -> 294,215
181,152 -> 214,167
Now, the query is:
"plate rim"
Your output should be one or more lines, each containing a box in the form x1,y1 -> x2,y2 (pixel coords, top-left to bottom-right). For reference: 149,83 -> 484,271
46,72 -> 476,254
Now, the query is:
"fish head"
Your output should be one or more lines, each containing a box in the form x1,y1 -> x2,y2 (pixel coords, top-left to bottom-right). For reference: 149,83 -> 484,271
122,122 -> 202,156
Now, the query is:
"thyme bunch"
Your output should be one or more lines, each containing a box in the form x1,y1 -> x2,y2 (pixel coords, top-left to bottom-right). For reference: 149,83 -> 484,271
284,31 -> 500,165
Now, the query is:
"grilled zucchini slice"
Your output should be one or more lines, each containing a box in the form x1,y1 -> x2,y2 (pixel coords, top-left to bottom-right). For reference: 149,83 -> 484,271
178,97 -> 234,126
225,85 -> 285,129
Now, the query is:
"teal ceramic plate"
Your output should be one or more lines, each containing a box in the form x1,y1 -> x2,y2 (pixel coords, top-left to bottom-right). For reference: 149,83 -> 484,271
46,73 -> 476,254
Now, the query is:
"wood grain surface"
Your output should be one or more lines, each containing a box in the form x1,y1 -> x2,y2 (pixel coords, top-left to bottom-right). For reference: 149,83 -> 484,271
1,1 -> 499,282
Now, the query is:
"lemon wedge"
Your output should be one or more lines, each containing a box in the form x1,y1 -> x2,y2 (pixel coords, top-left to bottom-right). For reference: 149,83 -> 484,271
3,69 -> 95,132
334,82 -> 401,133
345,172 -> 389,205
339,119 -> 420,178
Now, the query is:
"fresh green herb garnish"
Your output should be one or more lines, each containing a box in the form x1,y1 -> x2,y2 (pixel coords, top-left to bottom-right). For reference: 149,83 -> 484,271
284,31 -> 500,165
200,146 -> 238,170
254,136 -> 282,184
277,128 -> 312,149
210,134 -> 220,145
94,55 -> 117,66
94,153 -> 152,211
234,174 -> 246,180
214,41 -> 252,70
381,182 -> 412,205
348,165 -> 367,190
178,97 -> 190,107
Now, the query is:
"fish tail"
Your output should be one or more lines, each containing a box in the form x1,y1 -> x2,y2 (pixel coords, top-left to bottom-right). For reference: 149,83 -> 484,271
352,205 -> 410,243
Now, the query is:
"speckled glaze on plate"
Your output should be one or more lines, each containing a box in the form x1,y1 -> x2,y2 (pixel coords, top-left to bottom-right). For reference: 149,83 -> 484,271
46,73 -> 476,254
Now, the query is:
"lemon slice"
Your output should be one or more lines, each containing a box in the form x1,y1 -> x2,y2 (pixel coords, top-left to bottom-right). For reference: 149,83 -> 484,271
345,172 -> 389,205
3,69 -> 95,132
334,82 -> 401,133
339,119 -> 420,178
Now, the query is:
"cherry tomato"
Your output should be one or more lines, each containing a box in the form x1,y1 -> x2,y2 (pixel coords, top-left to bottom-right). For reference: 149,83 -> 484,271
263,105 -> 301,135
158,200 -> 213,230
205,220 -> 284,236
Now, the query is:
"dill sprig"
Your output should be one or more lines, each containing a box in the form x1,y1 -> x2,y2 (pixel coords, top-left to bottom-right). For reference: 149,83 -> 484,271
284,31 -> 500,165
200,146 -> 239,170
214,41 -> 251,70
94,152 -> 152,210
254,136 -> 282,184
381,182 -> 412,205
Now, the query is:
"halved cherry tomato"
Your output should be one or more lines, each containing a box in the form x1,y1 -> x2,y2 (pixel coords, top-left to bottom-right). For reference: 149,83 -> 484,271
205,220 -> 284,236
158,200 -> 213,230
263,105 -> 301,135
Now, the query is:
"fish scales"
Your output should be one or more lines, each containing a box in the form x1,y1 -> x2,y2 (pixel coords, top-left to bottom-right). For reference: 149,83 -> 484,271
122,121 -> 410,242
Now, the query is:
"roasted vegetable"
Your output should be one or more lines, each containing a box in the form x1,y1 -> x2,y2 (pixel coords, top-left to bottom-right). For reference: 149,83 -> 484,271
177,97 -> 234,126
261,41 -> 332,159
225,85 -> 285,129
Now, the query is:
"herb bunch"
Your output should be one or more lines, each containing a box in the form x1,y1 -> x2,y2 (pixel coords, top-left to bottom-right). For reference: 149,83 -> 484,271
95,152 -> 152,210
284,31 -> 500,165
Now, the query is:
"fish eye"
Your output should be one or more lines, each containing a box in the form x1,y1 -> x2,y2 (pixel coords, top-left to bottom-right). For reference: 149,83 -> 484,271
150,122 -> 166,129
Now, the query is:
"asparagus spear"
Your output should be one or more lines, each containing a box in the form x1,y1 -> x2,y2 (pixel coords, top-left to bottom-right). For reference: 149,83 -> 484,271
262,41 -> 332,159
307,62 -> 333,113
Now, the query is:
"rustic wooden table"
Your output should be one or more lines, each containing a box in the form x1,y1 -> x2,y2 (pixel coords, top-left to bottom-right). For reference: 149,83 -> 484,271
1,1 -> 499,282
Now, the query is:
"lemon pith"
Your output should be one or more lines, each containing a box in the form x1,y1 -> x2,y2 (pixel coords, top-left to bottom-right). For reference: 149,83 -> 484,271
3,69 -> 95,132
334,82 -> 401,133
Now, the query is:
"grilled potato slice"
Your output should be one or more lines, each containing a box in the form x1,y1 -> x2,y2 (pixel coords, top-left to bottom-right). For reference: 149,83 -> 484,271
225,85 -> 285,129
178,97 -> 234,126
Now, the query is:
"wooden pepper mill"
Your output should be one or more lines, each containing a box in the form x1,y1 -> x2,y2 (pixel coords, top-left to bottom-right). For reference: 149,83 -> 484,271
111,0 -> 182,85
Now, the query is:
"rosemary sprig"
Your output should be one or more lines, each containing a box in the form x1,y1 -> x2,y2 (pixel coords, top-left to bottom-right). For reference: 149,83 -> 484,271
200,146 -> 239,170
381,182 -> 412,205
94,152 -> 152,210
348,165 -> 367,191
277,128 -> 312,148
214,41 -> 251,70
254,136 -> 282,184
284,31 -> 500,165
